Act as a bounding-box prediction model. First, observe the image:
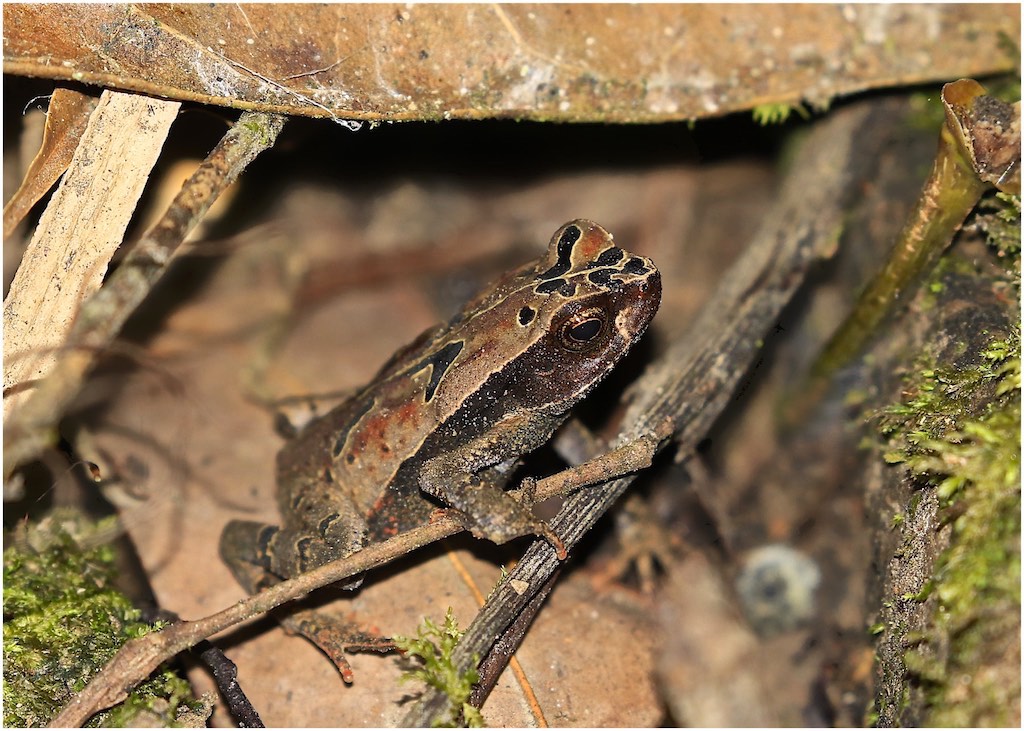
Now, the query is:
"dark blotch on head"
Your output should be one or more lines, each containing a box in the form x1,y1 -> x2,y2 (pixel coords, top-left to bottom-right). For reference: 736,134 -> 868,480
588,269 -> 614,286
558,280 -> 578,297
333,397 -> 375,458
536,278 -> 568,294
559,224 -> 582,250
518,306 -> 536,325
624,257 -> 650,275
591,246 -> 624,267
537,224 -> 581,281
274,412 -> 298,439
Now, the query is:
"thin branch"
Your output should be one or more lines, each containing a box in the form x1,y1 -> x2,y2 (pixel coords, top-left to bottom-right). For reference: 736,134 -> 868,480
195,641 -> 264,728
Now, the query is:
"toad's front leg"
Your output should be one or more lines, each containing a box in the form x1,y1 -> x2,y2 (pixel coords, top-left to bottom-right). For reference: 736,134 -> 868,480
417,411 -> 566,555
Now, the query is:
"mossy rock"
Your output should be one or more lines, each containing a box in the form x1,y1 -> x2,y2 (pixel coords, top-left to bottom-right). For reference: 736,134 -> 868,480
3,509 -> 207,727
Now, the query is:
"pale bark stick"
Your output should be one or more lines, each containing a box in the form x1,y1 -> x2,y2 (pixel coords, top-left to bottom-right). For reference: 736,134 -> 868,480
4,109 -> 285,478
4,91 -> 179,421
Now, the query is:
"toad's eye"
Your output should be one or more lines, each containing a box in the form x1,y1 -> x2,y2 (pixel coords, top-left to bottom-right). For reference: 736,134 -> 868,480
568,318 -> 602,342
558,309 -> 608,351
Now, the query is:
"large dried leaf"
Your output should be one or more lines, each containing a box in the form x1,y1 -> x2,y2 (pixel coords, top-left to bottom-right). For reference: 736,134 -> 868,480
3,4 -> 1018,123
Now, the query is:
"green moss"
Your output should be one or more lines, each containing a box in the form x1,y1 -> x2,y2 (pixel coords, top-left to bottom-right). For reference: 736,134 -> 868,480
877,332 -> 1019,453
240,114 -> 278,146
878,334 -> 1021,726
3,509 -> 202,727
393,608 -> 483,728
752,102 -> 810,126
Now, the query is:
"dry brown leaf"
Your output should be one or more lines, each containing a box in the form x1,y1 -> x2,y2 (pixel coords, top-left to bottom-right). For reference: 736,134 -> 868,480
3,4 -> 1018,123
2,90 -> 179,421
2,87 -> 98,239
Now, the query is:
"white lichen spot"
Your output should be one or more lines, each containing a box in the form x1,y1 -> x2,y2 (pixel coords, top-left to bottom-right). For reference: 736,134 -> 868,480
558,99 -> 571,112
585,36 -> 596,46
246,37 -> 254,46
771,26 -> 783,39
665,67 -> 719,115
645,71 -> 684,115
663,26 -> 675,37
193,50 -> 245,100
217,38 -> 226,46
500,63 -> 557,110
